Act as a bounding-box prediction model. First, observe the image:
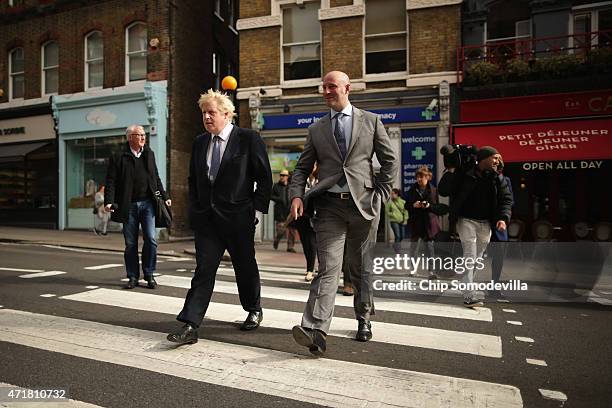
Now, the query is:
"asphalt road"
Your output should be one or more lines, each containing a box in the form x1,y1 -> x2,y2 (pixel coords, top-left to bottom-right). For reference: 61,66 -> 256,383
0,242 -> 610,408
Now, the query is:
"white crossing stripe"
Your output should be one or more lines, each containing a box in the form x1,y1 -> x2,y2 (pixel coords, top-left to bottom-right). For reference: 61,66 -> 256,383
515,336 -> 535,343
19,271 -> 66,279
506,321 -> 523,326
0,382 -> 103,407
502,309 -> 517,313
538,389 -> 567,402
526,358 -> 547,366
85,286 -> 99,289
162,257 -> 194,262
40,294 -> 57,298
0,309 -> 523,408
84,264 -> 123,270
0,267 -> 44,273
218,267 -> 308,283
156,275 -> 493,322
588,297 -> 612,306
60,288 -> 502,357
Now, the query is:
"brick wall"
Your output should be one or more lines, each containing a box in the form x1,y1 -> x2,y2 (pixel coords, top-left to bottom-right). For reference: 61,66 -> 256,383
240,0 -> 271,19
321,16 -> 363,78
409,5 -> 460,74
239,27 -> 280,88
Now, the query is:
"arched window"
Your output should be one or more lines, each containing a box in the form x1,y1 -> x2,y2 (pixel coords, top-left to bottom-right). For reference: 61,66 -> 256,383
42,41 -> 59,95
85,31 -> 104,89
8,47 -> 24,100
125,22 -> 147,82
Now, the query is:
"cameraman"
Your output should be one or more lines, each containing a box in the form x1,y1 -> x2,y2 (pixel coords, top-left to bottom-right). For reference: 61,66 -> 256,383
438,146 -> 513,307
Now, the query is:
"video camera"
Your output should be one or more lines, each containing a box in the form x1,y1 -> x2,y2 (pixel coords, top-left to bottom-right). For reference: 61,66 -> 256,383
440,144 -> 478,172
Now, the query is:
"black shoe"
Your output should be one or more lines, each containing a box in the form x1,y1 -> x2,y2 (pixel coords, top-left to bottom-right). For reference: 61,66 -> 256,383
167,324 -> 198,345
463,299 -> 484,308
287,248 -> 296,253
273,241 -> 279,250
124,278 -> 138,289
240,311 -> 263,331
356,319 -> 372,342
292,326 -> 326,356
145,276 -> 157,289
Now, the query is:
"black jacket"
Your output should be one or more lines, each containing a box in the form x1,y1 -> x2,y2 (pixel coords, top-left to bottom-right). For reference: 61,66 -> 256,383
188,126 -> 272,231
438,166 -> 512,224
104,143 -> 168,224
270,182 -> 290,222
405,183 -> 439,238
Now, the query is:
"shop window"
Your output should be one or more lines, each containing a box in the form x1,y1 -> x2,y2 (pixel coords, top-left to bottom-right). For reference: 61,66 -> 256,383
126,22 -> 147,82
9,48 -> 24,100
282,1 -> 321,81
85,31 -> 104,89
365,0 -> 406,74
42,41 -> 59,95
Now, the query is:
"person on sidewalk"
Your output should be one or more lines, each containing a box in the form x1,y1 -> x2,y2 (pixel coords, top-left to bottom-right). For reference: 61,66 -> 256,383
386,188 -> 408,252
104,125 -> 170,290
167,90 -> 272,345
288,70 -> 398,355
438,146 -> 512,308
292,165 -> 319,282
93,185 -> 110,236
271,169 -> 296,253
405,166 -> 441,279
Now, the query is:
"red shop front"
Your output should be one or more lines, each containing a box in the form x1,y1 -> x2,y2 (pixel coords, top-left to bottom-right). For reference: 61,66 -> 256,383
454,92 -> 612,241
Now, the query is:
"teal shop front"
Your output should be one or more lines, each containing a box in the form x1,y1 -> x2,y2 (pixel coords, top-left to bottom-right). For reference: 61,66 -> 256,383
52,81 -> 168,230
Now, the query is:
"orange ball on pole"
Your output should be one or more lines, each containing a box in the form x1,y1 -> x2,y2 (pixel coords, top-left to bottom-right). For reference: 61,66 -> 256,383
221,75 -> 238,91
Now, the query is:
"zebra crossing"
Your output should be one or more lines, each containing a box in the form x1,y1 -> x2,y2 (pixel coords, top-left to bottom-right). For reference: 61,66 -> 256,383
0,258 -> 528,408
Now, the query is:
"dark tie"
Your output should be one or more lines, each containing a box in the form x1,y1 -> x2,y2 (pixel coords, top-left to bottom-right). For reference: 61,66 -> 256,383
333,113 -> 347,187
209,135 -> 221,182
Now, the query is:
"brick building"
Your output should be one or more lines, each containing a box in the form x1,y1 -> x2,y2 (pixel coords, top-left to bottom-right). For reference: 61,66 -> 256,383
235,0 -> 462,240
454,0 -> 612,241
0,0 -> 238,234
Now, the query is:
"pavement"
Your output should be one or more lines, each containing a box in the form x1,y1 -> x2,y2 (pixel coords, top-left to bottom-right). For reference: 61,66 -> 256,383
0,226 -> 309,272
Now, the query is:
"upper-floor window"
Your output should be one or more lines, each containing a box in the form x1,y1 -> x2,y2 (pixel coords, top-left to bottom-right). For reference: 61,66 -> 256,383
126,22 -> 147,82
282,1 -> 321,81
226,0 -> 235,27
42,41 -> 59,95
85,31 -> 104,89
365,0 -> 406,74
9,48 -> 25,100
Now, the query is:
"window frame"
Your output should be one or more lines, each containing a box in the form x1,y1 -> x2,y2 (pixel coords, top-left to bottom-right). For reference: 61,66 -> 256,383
41,40 -> 59,96
363,0 -> 408,77
280,0 -> 322,84
85,31 -> 104,90
8,47 -> 25,101
125,21 -> 148,84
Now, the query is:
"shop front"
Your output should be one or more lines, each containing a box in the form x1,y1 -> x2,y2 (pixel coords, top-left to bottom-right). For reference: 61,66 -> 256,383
260,105 -> 442,241
52,81 -> 168,230
454,105 -> 612,241
0,108 -> 57,228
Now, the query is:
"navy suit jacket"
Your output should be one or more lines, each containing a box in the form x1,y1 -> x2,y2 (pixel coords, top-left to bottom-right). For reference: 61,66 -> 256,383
188,126 -> 272,231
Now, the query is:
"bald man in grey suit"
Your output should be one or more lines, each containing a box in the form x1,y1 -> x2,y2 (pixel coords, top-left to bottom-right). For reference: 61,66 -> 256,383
289,71 -> 398,355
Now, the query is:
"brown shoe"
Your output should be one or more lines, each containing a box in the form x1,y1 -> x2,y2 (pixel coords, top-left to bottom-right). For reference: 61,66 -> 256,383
342,285 -> 354,296
304,271 -> 314,282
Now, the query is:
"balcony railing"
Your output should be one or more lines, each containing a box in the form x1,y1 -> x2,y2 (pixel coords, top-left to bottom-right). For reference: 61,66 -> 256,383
456,30 -> 612,85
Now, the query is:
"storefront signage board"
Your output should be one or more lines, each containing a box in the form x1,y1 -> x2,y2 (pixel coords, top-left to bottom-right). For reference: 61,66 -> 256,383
0,115 -> 55,144
401,128 -> 437,192
521,160 -> 606,171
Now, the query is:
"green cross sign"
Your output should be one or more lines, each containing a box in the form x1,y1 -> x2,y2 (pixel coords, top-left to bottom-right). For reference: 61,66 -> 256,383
411,146 -> 427,160
421,109 -> 435,120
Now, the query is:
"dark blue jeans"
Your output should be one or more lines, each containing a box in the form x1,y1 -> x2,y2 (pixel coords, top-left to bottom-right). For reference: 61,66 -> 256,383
390,222 -> 404,243
122,199 -> 157,280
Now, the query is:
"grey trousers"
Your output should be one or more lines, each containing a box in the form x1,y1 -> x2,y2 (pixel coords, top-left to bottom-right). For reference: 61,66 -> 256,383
301,195 -> 378,334
456,217 -> 492,301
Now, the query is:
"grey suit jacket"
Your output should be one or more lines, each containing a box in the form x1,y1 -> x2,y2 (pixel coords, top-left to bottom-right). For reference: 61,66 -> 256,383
289,106 -> 398,221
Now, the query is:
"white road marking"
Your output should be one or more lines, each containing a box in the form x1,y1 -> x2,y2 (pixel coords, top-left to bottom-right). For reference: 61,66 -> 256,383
515,337 -> 534,343
0,382 -> 103,407
0,309 -> 523,408
175,269 -> 187,272
502,309 -> 516,313
156,275 -> 493,322
85,286 -> 99,289
40,294 -> 56,298
588,297 -> 612,306
163,257 -> 193,262
41,245 -> 106,254
0,267 -> 44,273
506,321 -> 523,326
19,271 -> 66,279
60,288 -> 502,357
497,299 -> 511,303
600,291 -> 612,295
526,358 -> 547,366
84,264 -> 123,270
538,389 -> 567,402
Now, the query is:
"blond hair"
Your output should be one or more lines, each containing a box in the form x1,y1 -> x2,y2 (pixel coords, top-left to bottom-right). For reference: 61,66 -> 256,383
415,165 -> 432,179
197,89 -> 236,119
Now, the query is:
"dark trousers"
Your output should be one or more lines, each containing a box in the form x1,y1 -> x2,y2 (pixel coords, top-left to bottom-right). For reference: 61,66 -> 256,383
296,216 -> 317,272
177,218 -> 261,328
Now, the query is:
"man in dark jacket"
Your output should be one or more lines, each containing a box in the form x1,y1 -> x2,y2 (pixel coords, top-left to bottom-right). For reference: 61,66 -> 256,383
104,125 -> 171,290
271,169 -> 296,252
438,146 -> 512,307
167,89 -> 272,345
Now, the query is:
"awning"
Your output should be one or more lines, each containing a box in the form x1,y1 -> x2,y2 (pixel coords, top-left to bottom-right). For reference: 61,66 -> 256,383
0,142 -> 50,159
453,117 -> 612,162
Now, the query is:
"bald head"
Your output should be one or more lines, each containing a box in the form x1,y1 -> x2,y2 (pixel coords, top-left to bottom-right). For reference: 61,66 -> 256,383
322,71 -> 351,111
